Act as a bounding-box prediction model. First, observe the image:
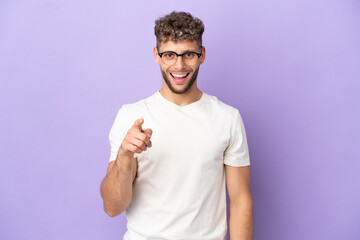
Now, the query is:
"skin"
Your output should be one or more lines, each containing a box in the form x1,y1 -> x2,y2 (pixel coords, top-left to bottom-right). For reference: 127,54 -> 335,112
155,39 -> 253,240
226,165 -> 253,240
153,40 -> 205,106
100,118 -> 152,217
101,39 -> 253,240
161,67 -> 199,95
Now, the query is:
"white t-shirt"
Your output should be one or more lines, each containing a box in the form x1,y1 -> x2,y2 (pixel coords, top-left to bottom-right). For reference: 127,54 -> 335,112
108,90 -> 250,240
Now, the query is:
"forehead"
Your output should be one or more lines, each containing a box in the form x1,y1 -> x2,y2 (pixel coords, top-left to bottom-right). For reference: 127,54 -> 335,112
158,40 -> 200,52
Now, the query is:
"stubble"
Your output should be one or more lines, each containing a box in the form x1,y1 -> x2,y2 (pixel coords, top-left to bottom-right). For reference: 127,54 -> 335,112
161,68 -> 200,95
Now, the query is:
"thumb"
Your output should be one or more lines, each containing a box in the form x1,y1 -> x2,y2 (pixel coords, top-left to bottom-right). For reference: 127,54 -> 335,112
132,118 -> 144,131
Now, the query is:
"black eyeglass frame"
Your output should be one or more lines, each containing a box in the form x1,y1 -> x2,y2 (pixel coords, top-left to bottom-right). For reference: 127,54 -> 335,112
157,47 -> 203,65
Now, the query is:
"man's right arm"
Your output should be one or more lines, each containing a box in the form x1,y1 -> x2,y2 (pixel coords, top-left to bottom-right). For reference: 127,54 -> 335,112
100,153 -> 137,217
100,118 -> 152,217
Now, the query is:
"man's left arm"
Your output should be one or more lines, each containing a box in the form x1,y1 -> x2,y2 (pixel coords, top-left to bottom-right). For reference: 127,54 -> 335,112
225,165 -> 253,240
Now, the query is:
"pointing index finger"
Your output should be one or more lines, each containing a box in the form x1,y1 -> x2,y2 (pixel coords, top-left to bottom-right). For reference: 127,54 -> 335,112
132,118 -> 144,132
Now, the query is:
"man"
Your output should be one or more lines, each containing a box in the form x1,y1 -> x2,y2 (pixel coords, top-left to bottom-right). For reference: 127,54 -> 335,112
100,11 -> 253,240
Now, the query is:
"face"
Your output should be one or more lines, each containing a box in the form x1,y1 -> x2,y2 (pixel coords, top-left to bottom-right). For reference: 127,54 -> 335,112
154,40 -> 205,95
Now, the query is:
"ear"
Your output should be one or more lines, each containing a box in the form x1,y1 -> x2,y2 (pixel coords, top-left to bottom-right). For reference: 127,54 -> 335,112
153,46 -> 160,65
200,46 -> 206,64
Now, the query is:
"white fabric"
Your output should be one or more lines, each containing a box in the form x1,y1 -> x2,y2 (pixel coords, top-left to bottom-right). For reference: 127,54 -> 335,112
108,90 -> 250,240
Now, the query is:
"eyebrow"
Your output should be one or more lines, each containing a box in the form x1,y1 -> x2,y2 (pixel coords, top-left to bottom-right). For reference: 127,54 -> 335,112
159,49 -> 199,53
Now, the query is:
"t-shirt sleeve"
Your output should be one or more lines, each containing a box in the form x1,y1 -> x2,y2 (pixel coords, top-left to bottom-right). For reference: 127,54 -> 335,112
108,106 -> 129,162
223,109 -> 250,167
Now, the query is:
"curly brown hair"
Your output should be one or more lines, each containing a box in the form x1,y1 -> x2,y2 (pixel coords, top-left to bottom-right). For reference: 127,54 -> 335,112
154,11 -> 205,49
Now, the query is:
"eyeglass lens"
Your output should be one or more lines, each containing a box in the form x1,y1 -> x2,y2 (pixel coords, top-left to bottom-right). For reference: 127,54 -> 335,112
161,52 -> 199,65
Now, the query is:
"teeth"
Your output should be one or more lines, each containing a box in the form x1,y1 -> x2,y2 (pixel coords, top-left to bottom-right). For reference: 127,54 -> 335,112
172,73 -> 188,78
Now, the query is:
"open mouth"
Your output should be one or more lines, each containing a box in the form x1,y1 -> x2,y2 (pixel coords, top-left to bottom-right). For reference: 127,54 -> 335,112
170,73 -> 190,83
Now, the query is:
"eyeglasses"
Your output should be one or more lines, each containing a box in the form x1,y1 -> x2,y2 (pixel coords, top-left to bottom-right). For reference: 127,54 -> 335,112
157,47 -> 203,66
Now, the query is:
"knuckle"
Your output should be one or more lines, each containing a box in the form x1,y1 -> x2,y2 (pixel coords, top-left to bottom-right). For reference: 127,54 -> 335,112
140,134 -> 147,142
129,128 -> 137,134
131,145 -> 137,152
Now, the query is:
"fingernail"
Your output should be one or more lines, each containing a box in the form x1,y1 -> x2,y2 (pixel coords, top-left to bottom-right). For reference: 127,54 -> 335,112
147,133 -> 152,137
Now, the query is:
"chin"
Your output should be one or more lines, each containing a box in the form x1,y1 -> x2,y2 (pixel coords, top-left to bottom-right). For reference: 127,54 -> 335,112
161,68 -> 199,95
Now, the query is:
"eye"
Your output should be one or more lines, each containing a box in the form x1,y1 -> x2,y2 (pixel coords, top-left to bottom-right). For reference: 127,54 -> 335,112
184,52 -> 196,58
163,52 -> 175,59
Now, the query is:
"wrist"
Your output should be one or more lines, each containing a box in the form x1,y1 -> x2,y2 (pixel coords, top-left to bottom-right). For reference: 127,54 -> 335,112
116,149 -> 135,170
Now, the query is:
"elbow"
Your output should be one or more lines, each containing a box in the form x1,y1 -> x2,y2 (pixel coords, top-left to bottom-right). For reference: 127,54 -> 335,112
100,189 -> 131,217
106,210 -> 120,218
103,201 -> 128,217
104,207 -> 123,218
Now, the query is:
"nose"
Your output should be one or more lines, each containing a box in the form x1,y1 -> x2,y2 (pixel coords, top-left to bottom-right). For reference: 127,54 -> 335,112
173,55 -> 186,69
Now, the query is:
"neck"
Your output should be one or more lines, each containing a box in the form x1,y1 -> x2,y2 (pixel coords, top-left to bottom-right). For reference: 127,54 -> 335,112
159,85 -> 203,107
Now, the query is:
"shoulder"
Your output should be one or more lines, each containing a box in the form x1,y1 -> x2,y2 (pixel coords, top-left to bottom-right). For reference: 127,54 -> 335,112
114,93 -> 158,126
204,92 -> 240,120
121,93 -> 157,113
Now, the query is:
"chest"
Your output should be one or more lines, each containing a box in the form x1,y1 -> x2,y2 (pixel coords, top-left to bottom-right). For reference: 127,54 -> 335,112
137,110 -> 230,171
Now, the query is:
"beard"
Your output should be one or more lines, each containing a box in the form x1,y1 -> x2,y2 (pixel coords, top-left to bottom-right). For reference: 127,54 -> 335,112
161,67 -> 200,95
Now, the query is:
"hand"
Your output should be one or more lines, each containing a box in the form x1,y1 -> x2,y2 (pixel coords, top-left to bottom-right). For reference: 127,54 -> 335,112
119,118 -> 153,158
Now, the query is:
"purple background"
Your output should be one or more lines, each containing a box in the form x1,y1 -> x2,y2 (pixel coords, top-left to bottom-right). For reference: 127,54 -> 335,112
1,0 -> 359,239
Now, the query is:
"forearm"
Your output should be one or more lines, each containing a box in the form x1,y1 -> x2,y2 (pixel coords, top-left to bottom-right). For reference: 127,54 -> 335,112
100,154 -> 136,217
229,197 -> 253,240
